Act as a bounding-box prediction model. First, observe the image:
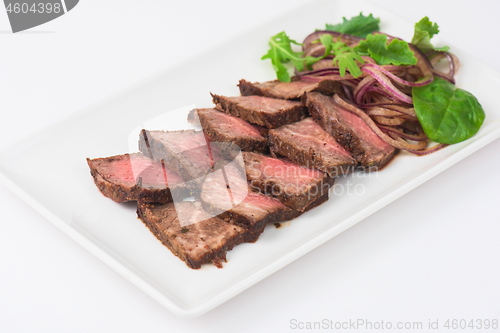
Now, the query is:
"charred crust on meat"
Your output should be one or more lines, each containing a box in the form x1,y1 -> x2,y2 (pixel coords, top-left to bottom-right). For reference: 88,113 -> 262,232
190,108 -> 269,153
212,93 -> 307,129
304,92 -> 398,169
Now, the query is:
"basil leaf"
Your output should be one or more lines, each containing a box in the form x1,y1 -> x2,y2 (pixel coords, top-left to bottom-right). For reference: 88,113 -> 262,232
325,13 -> 380,38
412,77 -> 485,144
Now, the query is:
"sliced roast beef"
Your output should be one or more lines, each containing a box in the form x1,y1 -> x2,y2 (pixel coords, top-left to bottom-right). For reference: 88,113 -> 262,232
304,92 -> 398,169
87,153 -> 189,203
202,182 -> 329,235
200,161 -> 300,234
139,129 -> 223,182
242,152 -> 333,212
238,78 -> 344,100
188,108 -> 269,153
269,118 -> 357,177
137,201 -> 260,269
211,93 -> 307,128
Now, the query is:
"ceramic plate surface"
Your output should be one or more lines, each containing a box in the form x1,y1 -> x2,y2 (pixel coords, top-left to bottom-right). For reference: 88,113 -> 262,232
1,0 -> 500,318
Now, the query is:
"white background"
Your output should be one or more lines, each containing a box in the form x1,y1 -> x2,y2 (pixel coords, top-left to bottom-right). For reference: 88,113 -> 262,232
1,0 -> 499,332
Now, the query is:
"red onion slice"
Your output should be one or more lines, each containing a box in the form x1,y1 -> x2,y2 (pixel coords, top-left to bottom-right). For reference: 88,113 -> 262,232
361,67 -> 413,104
333,95 -> 427,151
361,63 -> 433,87
405,143 -> 448,156
378,125 -> 428,141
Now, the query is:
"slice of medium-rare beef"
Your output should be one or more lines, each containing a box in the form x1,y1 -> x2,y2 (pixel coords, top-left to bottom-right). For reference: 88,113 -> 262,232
87,153 -> 189,203
242,152 -> 334,212
269,118 -> 357,177
188,108 -> 268,137
304,92 -> 398,169
202,181 -> 330,235
201,160 -> 330,233
137,201 -> 259,269
211,93 -> 307,129
188,109 -> 268,137
187,108 -> 269,153
238,78 -> 344,100
200,162 -> 300,234
139,129 -> 223,183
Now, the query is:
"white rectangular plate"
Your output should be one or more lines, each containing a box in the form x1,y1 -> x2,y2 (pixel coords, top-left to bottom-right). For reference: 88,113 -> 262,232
1,0 -> 500,318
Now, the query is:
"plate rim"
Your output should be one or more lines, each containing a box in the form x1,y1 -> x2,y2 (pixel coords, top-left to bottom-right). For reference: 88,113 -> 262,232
1,0 -> 500,318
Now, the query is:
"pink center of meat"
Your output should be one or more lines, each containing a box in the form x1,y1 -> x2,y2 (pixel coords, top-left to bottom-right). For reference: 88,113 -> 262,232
103,155 -> 183,187
243,191 -> 286,209
258,155 -> 323,184
232,95 -> 302,114
336,106 -> 393,151
279,118 -> 352,158
208,110 -> 263,138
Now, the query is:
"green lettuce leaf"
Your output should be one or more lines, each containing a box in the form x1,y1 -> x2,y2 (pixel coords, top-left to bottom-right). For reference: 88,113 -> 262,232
355,33 -> 417,66
261,31 -> 318,82
325,13 -> 380,38
319,34 -> 363,77
416,16 -> 440,38
411,17 -> 449,53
